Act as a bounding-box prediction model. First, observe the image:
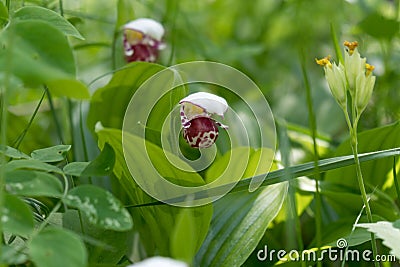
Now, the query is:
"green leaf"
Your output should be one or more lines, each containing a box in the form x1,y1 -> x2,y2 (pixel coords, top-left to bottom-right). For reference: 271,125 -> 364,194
5,170 -> 63,197
5,159 -> 63,174
46,79 -> 90,99
195,182 -> 288,266
357,220 -> 400,259
63,184 -> 133,231
31,145 -> 71,162
96,127 -> 212,256
0,20 -> 74,85
82,142 -> 115,176
170,208 -> 198,263
0,145 -> 30,159
2,193 -> 34,236
63,162 -> 89,176
29,228 -> 87,267
63,143 -> 115,177
88,62 -> 172,133
62,210 -> 129,265
326,122 -> 400,188
134,147 -> 400,207
358,12 -> 399,40
13,6 -> 84,39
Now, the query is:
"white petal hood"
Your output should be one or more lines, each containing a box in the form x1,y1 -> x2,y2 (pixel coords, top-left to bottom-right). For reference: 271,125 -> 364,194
124,18 -> 165,41
179,92 -> 228,117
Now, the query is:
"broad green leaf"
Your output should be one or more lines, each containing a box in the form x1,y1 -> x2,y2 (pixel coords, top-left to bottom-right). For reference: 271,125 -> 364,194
62,210 -> 129,265
325,122 -> 400,217
0,20 -> 89,99
171,208 -> 198,263
357,220 -> 400,259
31,145 -> 71,162
81,142 -> 115,176
13,6 -> 84,39
2,193 -> 34,236
358,12 -> 399,40
29,228 -> 87,267
195,183 -> 288,267
96,127 -> 212,256
63,184 -> 133,231
63,143 -> 115,177
196,147 -> 285,267
5,170 -> 63,197
63,162 -> 89,176
46,79 -> 90,99
5,159 -> 63,174
0,20 -> 74,84
326,122 -> 400,189
0,145 -> 30,159
87,62 -> 166,133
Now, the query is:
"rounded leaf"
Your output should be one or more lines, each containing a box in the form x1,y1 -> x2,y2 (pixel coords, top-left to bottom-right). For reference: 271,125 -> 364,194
63,185 -> 133,231
29,228 -> 87,267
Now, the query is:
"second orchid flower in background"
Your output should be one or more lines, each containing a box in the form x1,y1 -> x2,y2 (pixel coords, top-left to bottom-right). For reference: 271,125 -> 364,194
123,18 -> 166,63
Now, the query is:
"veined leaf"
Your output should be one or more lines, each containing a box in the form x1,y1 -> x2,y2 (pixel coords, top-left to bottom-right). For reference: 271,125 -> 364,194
13,6 -> 84,39
5,170 -> 63,197
357,220 -> 400,260
2,193 -> 34,236
63,185 -> 133,231
96,127 -> 212,256
29,228 -> 87,267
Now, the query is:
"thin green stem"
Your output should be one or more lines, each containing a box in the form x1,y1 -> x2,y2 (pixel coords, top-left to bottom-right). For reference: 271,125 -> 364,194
79,102 -> 92,184
111,30 -> 119,70
350,127 -> 379,267
300,55 -> 322,267
5,0 -> 10,12
330,23 -> 343,64
67,99 -> 75,161
13,90 -> 46,149
0,88 -> 6,267
393,157 -> 400,203
79,103 -> 89,162
45,86 -> 65,144
58,0 -> 64,17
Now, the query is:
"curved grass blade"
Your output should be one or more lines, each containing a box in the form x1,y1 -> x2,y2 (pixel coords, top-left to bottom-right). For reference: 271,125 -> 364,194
129,147 -> 400,207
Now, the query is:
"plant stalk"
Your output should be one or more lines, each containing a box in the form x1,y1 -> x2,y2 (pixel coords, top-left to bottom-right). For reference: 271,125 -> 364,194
350,127 -> 379,267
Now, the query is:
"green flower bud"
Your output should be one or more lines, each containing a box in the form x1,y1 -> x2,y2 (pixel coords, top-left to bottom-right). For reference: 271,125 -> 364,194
316,56 -> 347,107
325,62 -> 347,106
344,47 -> 366,96
355,64 -> 376,114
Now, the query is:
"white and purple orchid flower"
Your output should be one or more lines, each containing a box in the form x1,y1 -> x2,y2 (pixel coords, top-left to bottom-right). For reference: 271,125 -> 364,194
179,92 -> 229,148
123,18 -> 165,63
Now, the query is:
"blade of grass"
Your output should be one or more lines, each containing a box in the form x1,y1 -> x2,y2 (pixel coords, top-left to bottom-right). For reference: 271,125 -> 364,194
394,157 -> 400,203
128,147 -> 400,207
330,23 -> 343,63
278,120 -> 305,263
13,90 -> 46,149
301,50 -> 322,267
